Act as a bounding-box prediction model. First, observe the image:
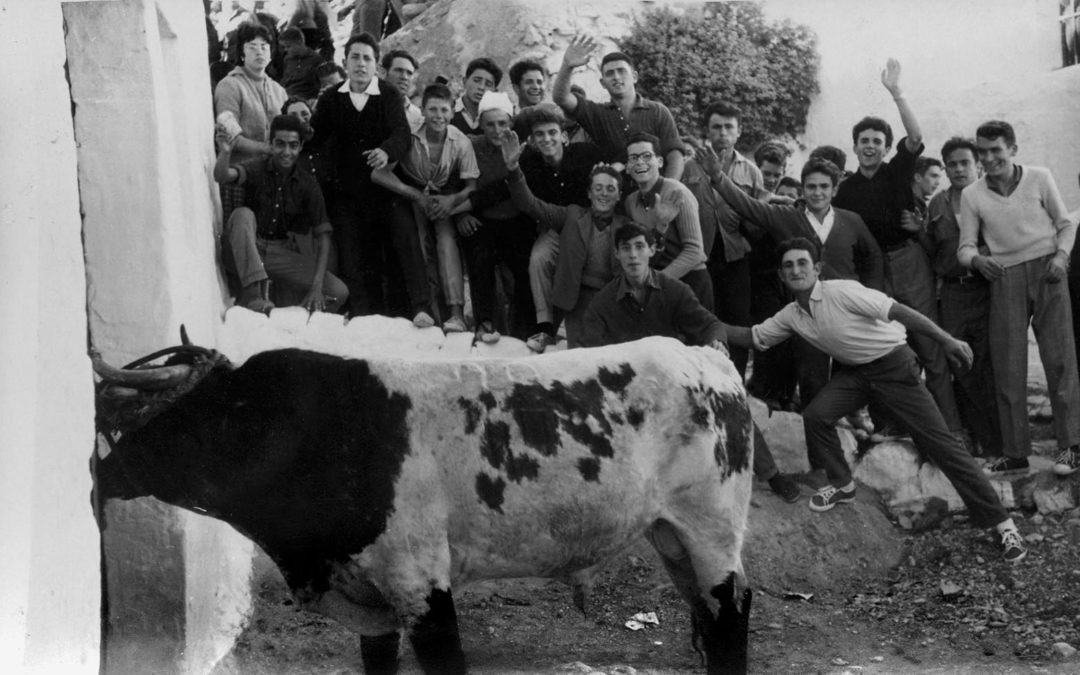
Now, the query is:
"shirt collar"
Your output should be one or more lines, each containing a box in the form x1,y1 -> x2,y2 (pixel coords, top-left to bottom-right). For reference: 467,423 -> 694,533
636,177 -> 665,210
264,156 -> 298,180
616,269 -> 660,298
795,280 -> 824,316
804,205 -> 834,223
606,93 -> 647,110
339,78 -> 380,95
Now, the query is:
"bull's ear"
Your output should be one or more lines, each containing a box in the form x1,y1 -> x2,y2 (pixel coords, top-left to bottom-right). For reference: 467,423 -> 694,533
180,325 -> 191,346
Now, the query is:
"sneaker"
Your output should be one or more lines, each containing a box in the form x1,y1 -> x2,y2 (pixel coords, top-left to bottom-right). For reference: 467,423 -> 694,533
1000,529 -> 1027,564
526,331 -> 556,353
808,484 -> 856,512
476,321 -> 500,345
982,456 -> 1029,476
768,473 -> 801,503
412,311 -> 435,329
443,316 -> 467,334
1053,445 -> 1080,476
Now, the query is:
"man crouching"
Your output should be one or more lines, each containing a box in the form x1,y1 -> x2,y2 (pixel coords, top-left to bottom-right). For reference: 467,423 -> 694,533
214,114 -> 348,313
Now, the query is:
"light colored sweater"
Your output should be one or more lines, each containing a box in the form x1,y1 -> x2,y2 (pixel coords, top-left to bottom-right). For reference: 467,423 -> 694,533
958,165 -> 1076,268
623,178 -> 706,280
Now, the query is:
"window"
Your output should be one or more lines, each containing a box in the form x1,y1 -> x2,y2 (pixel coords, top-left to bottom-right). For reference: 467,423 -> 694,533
1061,1 -> 1080,67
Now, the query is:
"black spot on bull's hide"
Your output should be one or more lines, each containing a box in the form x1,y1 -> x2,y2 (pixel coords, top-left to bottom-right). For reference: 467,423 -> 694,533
475,473 -> 506,512
577,457 -> 601,482
684,385 -> 751,479
458,397 -> 483,434
627,406 -> 645,429
504,379 -> 614,460
597,364 -> 635,398
478,390 -> 497,410
479,420 -> 539,483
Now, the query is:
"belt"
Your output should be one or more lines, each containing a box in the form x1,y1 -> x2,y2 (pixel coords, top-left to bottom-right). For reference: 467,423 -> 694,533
941,273 -> 985,286
884,238 -> 914,253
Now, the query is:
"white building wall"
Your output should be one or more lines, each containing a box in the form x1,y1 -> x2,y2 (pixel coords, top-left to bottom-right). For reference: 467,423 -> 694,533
0,1 -> 100,673
761,0 -> 1080,205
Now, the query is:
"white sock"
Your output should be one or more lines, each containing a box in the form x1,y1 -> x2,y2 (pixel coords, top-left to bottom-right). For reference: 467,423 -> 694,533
995,518 -> 1017,535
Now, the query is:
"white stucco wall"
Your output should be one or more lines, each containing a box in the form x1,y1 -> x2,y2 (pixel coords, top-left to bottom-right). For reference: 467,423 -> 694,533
761,0 -> 1080,206
0,2 -> 100,673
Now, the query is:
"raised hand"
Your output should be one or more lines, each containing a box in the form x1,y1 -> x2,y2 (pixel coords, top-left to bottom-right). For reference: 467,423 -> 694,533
695,143 -> 722,180
499,129 -> 524,171
645,191 -> 681,232
881,58 -> 903,97
563,35 -> 598,69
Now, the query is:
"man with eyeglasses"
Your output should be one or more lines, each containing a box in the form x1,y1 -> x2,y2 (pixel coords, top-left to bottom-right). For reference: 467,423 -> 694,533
214,114 -> 348,314
622,132 -> 712,310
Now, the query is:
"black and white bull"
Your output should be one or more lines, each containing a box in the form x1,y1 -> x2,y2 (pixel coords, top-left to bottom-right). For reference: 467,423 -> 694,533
92,336 -> 754,674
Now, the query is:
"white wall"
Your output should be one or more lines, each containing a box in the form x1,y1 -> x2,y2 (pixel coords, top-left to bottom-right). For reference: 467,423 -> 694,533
761,0 -> 1080,205
0,1 -> 100,673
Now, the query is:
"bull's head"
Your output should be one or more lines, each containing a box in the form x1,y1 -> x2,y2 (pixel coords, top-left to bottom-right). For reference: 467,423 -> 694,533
91,327 -> 234,503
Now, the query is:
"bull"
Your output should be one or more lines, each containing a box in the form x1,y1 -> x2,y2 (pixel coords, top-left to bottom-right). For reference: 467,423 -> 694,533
92,334 -> 754,674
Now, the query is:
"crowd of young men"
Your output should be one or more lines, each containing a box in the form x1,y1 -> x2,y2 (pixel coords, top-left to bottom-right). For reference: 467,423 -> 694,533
212,25 -> 1080,562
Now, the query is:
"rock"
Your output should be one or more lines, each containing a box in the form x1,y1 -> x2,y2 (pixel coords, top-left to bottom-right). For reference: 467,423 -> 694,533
939,580 -> 963,599
559,662 -> 595,673
1024,533 -> 1045,543
1052,642 -> 1077,658
1032,474 -> 1077,514
744,484 -> 903,594
1067,519 -> 1080,546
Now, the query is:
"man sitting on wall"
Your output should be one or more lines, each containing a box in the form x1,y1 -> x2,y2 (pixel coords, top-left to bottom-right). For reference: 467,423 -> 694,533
214,113 -> 347,313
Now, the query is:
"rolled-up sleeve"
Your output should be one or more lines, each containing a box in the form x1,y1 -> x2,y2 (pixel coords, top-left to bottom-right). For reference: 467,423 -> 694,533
751,309 -> 795,351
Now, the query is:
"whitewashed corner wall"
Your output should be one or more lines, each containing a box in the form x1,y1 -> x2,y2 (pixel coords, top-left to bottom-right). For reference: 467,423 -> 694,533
0,0 -> 248,673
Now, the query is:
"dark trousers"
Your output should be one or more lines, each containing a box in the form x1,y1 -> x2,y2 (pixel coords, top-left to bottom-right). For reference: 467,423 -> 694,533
709,256 -> 752,376
747,276 -> 797,407
460,214 -> 535,338
884,240 -> 961,430
802,345 -> 1008,527
940,279 -> 1002,455
331,191 -> 430,317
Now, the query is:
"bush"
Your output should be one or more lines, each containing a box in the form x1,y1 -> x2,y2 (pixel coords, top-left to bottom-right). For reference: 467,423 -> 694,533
619,3 -> 820,152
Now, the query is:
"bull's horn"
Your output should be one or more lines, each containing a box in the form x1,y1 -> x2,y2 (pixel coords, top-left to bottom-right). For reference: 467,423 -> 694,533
91,350 -> 192,391
180,325 -> 190,346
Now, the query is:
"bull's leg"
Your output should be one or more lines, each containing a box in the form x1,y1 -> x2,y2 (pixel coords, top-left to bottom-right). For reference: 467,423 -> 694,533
408,587 -> 467,675
361,631 -> 402,675
647,520 -> 751,675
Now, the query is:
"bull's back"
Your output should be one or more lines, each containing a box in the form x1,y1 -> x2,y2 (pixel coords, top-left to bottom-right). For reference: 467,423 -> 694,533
364,338 -> 751,581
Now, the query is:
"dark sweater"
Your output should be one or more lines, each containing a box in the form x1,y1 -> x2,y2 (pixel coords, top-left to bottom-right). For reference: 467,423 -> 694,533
309,80 -> 410,196
712,171 -> 885,291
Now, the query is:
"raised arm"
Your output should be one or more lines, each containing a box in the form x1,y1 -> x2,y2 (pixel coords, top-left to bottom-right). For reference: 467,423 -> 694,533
213,129 -> 241,184
697,144 -> 798,243
497,130 -> 570,231
552,35 -> 597,115
881,58 -> 922,152
214,80 -> 271,158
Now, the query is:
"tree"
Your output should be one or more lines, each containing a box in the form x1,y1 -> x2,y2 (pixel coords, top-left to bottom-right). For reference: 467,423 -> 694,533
619,3 -> 819,152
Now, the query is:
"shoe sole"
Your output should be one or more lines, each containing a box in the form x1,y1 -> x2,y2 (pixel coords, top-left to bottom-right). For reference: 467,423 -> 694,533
1053,465 -> 1079,476
1005,550 -> 1027,564
808,495 -> 855,512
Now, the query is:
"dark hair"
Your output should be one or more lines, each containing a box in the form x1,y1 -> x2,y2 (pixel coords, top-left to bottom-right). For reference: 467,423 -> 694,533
753,142 -> 788,168
315,62 -> 345,80
279,26 -> 304,45
976,120 -> 1016,146
601,52 -> 635,70
702,100 -> 742,129
509,59 -> 545,87
236,22 -> 274,50
269,114 -> 305,138
519,102 -> 566,132
465,57 -> 503,86
614,222 -> 658,247
940,136 -> 978,162
626,131 -> 661,155
344,32 -> 379,61
778,176 -> 802,191
421,83 -> 453,107
589,164 -> 622,186
777,237 -> 821,264
851,116 -> 893,148
913,156 -> 943,176
800,158 -> 841,186
381,49 -> 418,72
281,96 -> 311,115
809,145 -> 847,172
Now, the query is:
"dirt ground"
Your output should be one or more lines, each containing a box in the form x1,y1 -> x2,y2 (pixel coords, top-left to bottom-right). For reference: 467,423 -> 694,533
215,475 -> 1080,674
